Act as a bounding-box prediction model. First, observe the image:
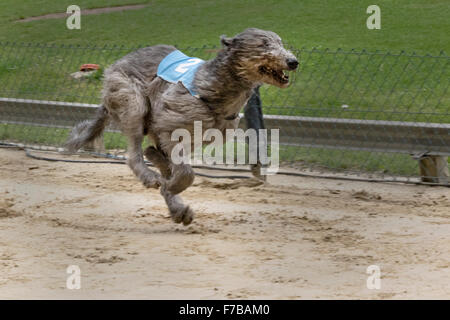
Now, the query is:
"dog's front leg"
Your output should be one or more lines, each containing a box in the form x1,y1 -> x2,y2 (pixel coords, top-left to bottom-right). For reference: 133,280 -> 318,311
165,163 -> 195,195
144,146 -> 171,178
160,184 -> 194,225
150,138 -> 195,225
144,145 -> 193,225
145,145 -> 195,194
159,163 -> 195,225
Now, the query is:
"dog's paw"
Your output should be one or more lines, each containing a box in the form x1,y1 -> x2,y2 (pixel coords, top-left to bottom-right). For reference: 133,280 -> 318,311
171,205 -> 194,226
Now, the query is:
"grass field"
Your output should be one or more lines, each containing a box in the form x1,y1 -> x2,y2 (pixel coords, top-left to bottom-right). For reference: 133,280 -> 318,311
1,0 -> 449,53
0,1 -> 448,176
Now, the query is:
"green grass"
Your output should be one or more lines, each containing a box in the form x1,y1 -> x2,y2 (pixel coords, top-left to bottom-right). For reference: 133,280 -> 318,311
0,0 -> 449,53
0,44 -> 448,122
0,1 -> 448,176
279,145 -> 422,177
0,123 -> 128,149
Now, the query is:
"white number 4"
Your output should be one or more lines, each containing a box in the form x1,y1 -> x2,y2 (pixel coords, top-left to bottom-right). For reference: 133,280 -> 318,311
175,58 -> 202,73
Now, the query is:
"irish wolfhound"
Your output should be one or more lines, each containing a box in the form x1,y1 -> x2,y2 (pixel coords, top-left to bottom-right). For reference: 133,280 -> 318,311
66,28 -> 298,225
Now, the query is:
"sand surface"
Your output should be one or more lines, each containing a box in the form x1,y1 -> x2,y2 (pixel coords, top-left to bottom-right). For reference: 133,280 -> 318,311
0,148 -> 448,299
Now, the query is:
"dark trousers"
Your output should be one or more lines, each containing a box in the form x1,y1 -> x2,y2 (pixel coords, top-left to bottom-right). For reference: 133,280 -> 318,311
243,86 -> 266,166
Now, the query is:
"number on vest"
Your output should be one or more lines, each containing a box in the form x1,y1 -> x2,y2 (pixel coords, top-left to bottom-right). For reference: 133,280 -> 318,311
174,58 -> 203,73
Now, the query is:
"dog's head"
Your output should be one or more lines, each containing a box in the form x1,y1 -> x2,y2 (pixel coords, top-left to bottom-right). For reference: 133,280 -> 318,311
220,28 -> 298,88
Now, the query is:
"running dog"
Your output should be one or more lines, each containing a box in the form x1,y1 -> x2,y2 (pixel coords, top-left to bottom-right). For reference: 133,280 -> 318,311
66,28 -> 298,225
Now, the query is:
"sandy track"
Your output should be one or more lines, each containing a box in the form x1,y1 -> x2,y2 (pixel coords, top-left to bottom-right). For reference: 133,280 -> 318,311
0,148 -> 448,299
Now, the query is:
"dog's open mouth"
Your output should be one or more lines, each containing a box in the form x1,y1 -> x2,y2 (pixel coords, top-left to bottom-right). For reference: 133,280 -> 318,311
259,66 -> 289,84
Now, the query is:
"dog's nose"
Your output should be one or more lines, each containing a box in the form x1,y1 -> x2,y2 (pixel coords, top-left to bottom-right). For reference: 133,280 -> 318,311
286,58 -> 299,70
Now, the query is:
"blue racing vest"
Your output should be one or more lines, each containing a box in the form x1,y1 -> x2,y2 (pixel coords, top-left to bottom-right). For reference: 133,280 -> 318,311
157,50 -> 205,97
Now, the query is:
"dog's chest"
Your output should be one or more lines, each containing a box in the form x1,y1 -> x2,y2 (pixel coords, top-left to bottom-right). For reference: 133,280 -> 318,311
221,91 -> 251,119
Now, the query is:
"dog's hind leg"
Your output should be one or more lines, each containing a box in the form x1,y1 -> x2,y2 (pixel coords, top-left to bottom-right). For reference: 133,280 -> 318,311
126,134 -> 161,189
105,75 -> 162,189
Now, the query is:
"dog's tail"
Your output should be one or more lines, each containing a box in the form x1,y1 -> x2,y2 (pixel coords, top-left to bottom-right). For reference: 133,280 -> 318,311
65,104 -> 109,152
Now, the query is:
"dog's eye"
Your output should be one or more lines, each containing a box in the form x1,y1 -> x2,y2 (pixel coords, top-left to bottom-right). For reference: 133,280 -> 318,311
262,39 -> 269,47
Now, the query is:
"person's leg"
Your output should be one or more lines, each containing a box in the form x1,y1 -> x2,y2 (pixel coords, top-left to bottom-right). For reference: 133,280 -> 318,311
244,86 -> 264,131
243,86 -> 267,180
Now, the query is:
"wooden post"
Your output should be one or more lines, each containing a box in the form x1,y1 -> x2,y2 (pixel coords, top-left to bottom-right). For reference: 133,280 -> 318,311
419,155 -> 449,184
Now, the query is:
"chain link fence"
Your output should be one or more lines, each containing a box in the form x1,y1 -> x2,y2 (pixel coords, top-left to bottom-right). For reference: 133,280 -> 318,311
0,42 -> 449,184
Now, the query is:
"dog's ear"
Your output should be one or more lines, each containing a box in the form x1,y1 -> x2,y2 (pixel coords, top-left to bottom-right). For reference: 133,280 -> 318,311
220,35 -> 233,48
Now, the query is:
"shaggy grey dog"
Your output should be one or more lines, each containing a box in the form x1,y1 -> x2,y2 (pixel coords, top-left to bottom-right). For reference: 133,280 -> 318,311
66,28 -> 298,225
